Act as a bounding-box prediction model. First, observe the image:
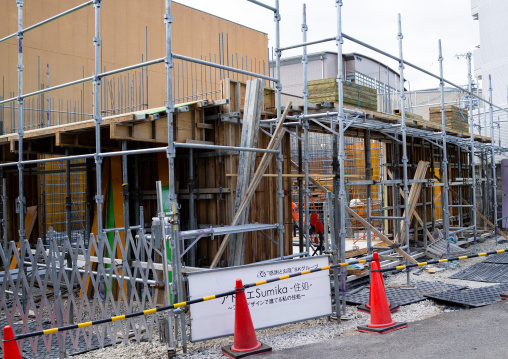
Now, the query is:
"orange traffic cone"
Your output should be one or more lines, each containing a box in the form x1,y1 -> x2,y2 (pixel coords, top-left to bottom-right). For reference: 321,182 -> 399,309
357,253 -> 407,334
222,279 -> 272,358
3,325 -> 22,359
358,255 -> 399,314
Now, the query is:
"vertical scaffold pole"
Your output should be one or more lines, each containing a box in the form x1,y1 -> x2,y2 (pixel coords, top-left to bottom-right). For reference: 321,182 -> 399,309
16,0 -> 25,241
275,0 -> 285,259
2,172 -> 7,247
488,75 -> 498,247
397,14 -> 411,284
164,0 -> 178,354
467,53 -> 477,251
16,0 -> 26,312
335,0 -> 347,316
365,130 -> 372,255
122,141 -> 129,239
66,148 -> 72,244
438,40 -> 451,261
93,0 -> 103,235
302,4 -> 310,256
188,148 -> 196,266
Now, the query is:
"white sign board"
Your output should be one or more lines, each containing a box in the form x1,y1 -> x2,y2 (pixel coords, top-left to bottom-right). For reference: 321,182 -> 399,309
187,256 -> 332,342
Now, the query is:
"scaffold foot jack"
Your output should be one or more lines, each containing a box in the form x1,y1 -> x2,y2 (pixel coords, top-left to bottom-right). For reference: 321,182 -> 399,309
222,279 -> 272,358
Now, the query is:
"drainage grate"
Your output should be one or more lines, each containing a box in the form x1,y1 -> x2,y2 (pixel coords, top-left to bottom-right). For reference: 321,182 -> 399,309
345,280 -> 467,307
450,262 -> 508,283
483,252 -> 508,264
425,284 -> 508,308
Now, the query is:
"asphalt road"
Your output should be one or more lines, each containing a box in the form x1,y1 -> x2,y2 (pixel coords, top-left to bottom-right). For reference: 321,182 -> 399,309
267,300 -> 508,359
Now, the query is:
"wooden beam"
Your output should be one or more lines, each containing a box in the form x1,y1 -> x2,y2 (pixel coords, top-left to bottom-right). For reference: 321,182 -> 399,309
9,206 -> 37,270
210,101 -> 292,268
387,168 -> 434,242
290,161 -> 418,264
196,123 -> 214,129
231,79 -> 264,266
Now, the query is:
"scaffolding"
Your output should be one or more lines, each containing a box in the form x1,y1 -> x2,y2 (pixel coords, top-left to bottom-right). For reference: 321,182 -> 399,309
1,0 -> 508,357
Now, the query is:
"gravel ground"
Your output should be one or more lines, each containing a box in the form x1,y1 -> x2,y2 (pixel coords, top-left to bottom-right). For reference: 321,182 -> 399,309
74,300 -> 441,359
73,236 -> 508,358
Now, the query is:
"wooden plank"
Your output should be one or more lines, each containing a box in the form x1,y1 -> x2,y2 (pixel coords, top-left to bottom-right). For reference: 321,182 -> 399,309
196,122 -> 214,129
9,206 -> 37,270
110,156 -> 126,297
289,161 -> 418,264
83,157 -> 110,298
386,168 -> 434,242
185,139 -> 215,145
397,161 -> 429,245
231,79 -> 264,266
210,101 -> 292,268
155,117 -> 168,142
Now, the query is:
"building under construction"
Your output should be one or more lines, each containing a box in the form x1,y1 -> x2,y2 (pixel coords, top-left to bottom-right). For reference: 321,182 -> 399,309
0,1 -> 506,357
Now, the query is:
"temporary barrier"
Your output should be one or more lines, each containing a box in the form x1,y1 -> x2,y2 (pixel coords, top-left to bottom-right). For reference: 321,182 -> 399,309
377,249 -> 508,273
8,248 -> 507,344
188,256 -> 331,341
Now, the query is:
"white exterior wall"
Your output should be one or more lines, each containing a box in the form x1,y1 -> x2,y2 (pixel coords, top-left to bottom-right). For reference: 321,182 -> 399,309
279,52 -> 339,99
471,0 -> 508,146
278,52 -> 399,109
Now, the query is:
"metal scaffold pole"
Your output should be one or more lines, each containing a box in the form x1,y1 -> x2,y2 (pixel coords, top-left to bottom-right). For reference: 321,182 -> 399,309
275,0 -> 285,259
488,75 -> 498,247
438,40 -> 451,261
2,173 -> 7,247
93,0 -> 103,235
16,0 -> 27,312
302,3 -> 310,257
397,14 -> 411,284
467,53 -> 477,251
365,130 -> 372,255
335,0 -> 347,317
164,0 -> 185,355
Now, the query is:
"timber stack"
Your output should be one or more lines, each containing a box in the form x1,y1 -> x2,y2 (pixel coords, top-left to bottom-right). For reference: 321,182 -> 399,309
307,78 -> 378,111
393,109 -> 424,121
429,105 -> 469,133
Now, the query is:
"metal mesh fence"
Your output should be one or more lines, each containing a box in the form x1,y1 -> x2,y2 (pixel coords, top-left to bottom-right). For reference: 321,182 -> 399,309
290,132 -> 384,238
39,157 -> 87,244
0,231 -> 160,358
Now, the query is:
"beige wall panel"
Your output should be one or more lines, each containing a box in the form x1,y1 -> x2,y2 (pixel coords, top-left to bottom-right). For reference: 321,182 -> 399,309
0,0 -> 268,132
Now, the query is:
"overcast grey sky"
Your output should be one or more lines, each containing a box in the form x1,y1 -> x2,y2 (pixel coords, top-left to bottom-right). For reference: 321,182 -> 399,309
179,0 -> 479,90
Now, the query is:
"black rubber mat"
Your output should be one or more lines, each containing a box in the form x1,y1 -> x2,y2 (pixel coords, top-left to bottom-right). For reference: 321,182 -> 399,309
450,262 -> 508,283
425,283 -> 508,308
345,280 -> 467,307
483,252 -> 508,264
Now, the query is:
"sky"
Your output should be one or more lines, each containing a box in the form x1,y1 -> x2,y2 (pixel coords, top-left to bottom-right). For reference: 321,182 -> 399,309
177,0 -> 480,90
